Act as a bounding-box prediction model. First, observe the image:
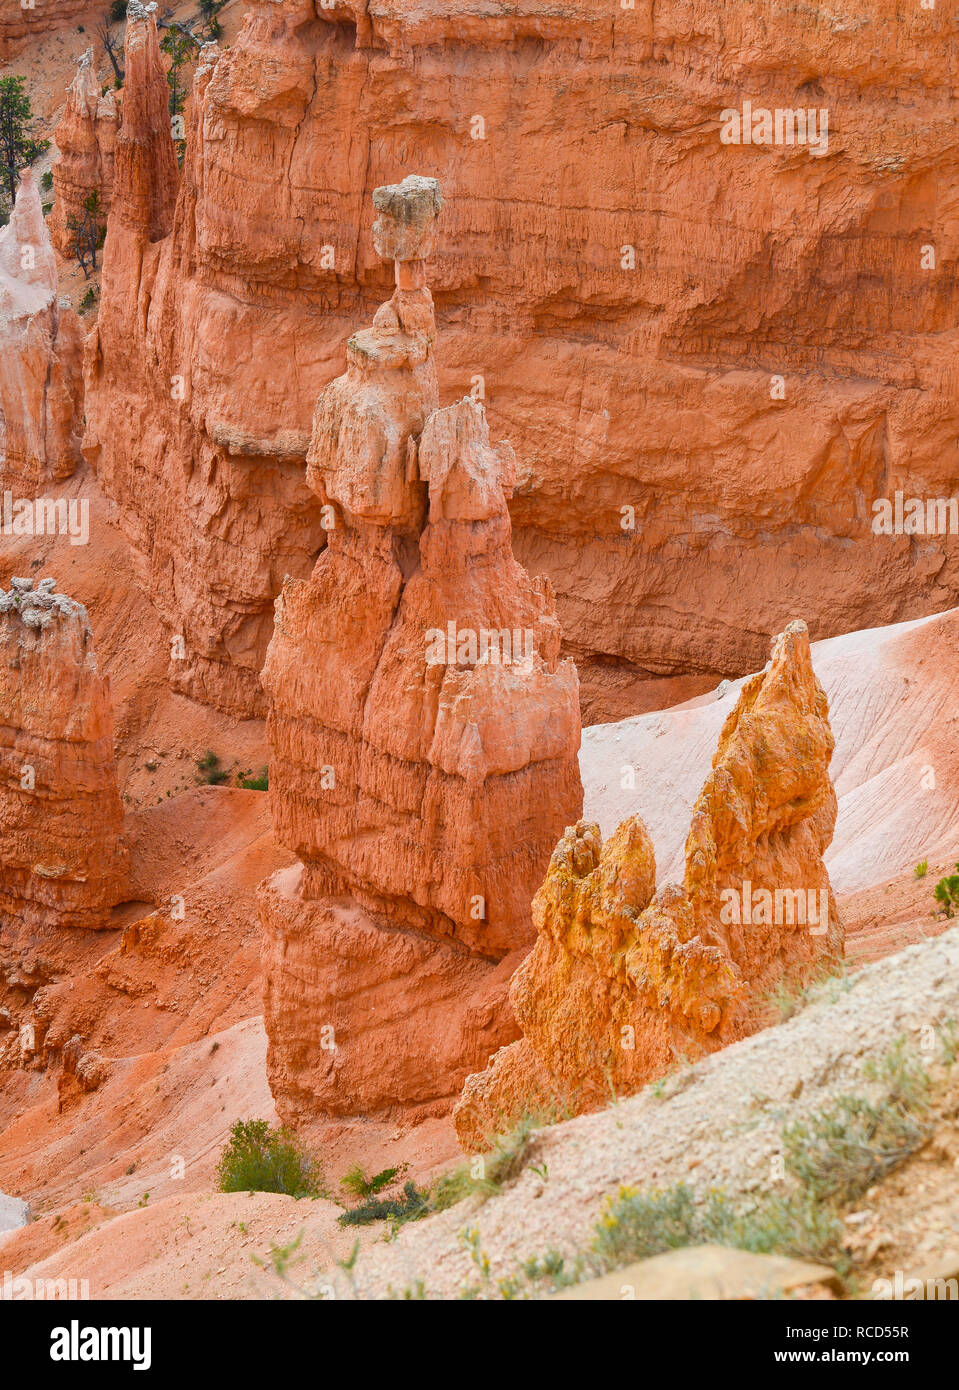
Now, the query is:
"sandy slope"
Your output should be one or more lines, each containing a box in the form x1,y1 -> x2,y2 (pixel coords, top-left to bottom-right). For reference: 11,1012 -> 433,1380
6,925 -> 955,1300
308,926 -> 959,1300
6,1190 -> 357,1301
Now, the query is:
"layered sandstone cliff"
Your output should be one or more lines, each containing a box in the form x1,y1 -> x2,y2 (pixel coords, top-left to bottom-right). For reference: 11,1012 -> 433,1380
83,8 -> 327,716
0,170 -> 83,493
82,0 -> 959,722
454,620 -> 841,1149
50,49 -> 120,259
0,0 -> 91,61
0,578 -> 127,930
259,178 -> 583,1125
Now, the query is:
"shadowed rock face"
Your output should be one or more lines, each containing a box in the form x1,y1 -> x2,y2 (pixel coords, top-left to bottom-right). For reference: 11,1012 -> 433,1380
82,0 -> 959,722
0,171 -> 83,493
50,49 -> 120,259
0,579 -> 127,930
258,182 -> 583,1126
453,620 -> 841,1149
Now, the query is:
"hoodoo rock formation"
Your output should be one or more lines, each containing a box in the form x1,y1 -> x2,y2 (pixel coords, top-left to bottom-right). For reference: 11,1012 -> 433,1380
454,620 -> 841,1150
81,0 -> 959,722
259,177 -> 583,1127
0,170 -> 83,492
0,579 -> 127,930
50,49 -> 120,259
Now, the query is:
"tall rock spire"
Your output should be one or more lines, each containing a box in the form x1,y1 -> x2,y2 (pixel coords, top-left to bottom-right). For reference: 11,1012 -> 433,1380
50,48 -> 119,257
265,175 -> 582,956
111,1 -> 178,241
0,170 -> 83,490
0,578 -> 128,929
259,178 -> 584,1127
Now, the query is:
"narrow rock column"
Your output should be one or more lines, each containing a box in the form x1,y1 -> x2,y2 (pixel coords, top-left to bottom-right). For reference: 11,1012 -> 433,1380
0,579 -> 128,929
110,1 -> 178,242
50,48 -> 119,257
259,178 -> 584,1128
0,170 -> 83,491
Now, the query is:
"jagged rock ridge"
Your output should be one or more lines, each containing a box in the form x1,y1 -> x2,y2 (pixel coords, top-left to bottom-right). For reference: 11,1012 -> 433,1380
454,620 -> 841,1149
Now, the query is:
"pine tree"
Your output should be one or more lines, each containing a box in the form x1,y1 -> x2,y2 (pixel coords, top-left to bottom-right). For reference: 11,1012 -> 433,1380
0,77 -> 48,210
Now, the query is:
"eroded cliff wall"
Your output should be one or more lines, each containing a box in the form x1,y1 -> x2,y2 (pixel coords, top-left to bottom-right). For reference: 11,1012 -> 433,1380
0,0 -> 92,62
84,0 -> 959,719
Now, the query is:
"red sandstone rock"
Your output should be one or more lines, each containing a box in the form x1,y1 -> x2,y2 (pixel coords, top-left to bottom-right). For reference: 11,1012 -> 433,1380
110,2 -> 177,243
83,18 -> 324,716
0,170 -> 83,493
82,1 -> 959,721
0,578 -> 127,930
0,0 -> 92,61
265,178 -> 582,956
259,180 -> 582,1123
260,865 -> 523,1126
50,49 -> 119,259
454,620 -> 841,1149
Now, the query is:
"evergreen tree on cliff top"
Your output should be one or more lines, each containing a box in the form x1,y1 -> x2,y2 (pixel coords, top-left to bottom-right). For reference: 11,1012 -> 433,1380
0,77 -> 49,212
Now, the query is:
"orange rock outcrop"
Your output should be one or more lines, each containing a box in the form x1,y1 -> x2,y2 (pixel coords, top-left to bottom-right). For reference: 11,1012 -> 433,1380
259,177 -> 583,1126
81,1 -> 959,722
49,49 -> 120,259
0,170 -> 83,493
0,578 -> 127,930
454,620 -> 841,1149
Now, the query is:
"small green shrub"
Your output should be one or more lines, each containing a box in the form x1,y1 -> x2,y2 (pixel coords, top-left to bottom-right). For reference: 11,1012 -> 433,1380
216,1119 -> 325,1198
196,750 -> 229,785
340,1164 -> 404,1202
914,859 -> 928,879
430,1111 -> 547,1211
78,286 -> 97,315
338,1179 -> 429,1228
934,864 -> 959,917
940,1020 -> 958,1067
238,766 -> 268,791
592,1182 -> 699,1265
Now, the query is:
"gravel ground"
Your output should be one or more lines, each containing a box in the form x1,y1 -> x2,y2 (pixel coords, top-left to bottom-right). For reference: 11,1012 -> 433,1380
309,927 -> 959,1299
